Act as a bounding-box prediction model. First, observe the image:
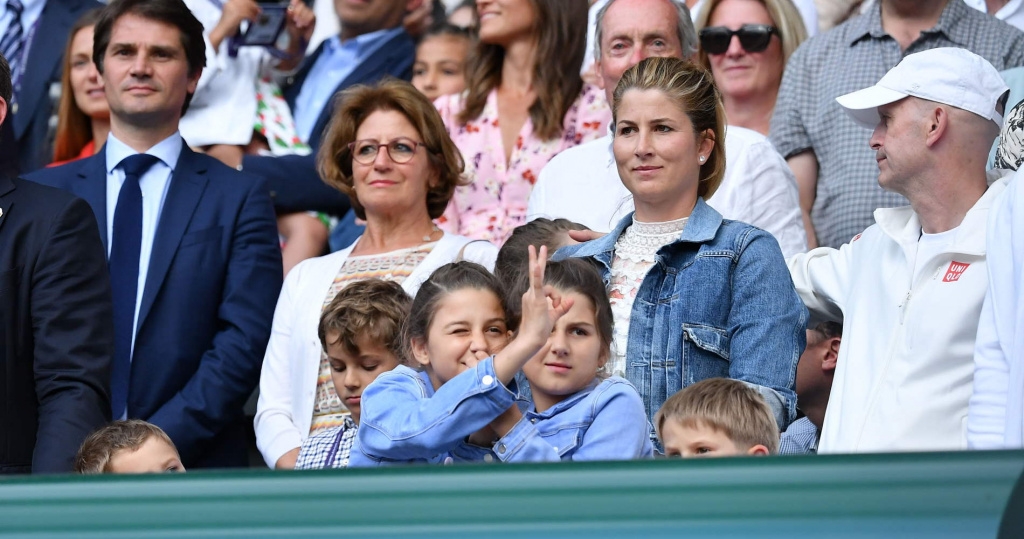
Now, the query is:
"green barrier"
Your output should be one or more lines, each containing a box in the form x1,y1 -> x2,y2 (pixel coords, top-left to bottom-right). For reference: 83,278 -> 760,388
1,450 -> 1021,538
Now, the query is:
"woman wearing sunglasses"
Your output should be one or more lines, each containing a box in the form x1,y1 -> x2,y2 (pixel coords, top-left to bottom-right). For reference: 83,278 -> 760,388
695,0 -> 807,136
254,80 -> 498,470
556,57 -> 807,443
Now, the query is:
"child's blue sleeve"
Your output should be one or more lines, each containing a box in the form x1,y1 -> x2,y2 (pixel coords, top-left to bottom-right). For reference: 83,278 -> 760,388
354,359 -> 517,464
496,379 -> 654,462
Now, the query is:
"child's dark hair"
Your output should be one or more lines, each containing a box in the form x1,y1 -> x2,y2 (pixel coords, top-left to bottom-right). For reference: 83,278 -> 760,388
319,279 -> 412,362
403,261 -> 508,359
542,258 -> 613,356
496,218 -> 590,329
74,419 -> 178,474
420,21 -> 473,44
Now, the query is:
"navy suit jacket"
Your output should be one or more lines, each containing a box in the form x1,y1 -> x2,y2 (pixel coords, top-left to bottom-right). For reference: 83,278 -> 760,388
242,29 -> 416,215
0,176 -> 113,474
26,144 -> 283,468
6,0 -> 102,175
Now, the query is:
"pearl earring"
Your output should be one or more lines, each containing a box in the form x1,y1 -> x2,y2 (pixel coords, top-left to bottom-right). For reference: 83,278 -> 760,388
699,156 -> 706,163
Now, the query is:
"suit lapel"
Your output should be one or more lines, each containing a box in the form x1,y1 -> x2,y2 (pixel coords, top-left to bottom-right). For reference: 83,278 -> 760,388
0,176 -> 13,234
136,146 -> 208,331
77,151 -> 109,249
13,0 -> 78,137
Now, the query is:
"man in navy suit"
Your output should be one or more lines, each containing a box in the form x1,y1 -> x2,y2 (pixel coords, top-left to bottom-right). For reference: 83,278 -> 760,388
233,0 -> 418,220
27,0 -> 282,468
0,0 -> 102,174
0,51 -> 113,475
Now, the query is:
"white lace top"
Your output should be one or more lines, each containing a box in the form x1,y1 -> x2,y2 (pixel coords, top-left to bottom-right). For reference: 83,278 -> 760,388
607,216 -> 688,377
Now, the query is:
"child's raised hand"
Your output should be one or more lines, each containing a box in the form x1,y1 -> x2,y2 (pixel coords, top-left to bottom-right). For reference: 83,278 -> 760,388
518,245 -> 574,349
492,246 -> 574,385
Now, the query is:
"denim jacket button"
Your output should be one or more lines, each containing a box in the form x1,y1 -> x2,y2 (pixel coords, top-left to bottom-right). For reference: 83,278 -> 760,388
497,443 -> 506,454
481,375 -> 494,386
530,418 -> 537,424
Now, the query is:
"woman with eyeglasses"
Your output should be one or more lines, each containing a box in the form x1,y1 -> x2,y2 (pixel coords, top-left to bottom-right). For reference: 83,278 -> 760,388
254,80 -> 498,470
695,0 -> 808,135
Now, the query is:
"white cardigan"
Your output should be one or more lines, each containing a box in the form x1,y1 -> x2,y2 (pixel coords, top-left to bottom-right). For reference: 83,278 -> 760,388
254,233 -> 497,467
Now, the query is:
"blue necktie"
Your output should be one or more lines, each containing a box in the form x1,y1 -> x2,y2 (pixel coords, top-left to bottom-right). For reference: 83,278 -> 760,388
109,153 -> 160,419
0,0 -> 24,85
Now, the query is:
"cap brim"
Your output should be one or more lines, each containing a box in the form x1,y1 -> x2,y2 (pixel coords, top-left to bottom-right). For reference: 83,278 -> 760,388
835,85 -> 909,129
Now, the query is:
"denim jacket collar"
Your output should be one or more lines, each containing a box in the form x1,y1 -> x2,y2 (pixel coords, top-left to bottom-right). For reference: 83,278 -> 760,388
524,378 -> 601,419
564,198 -> 724,267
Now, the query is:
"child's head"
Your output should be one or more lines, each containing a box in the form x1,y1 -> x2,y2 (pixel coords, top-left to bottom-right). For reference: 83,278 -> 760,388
74,420 -> 184,474
795,321 -> 842,425
655,378 -> 780,457
406,261 -> 511,390
521,258 -> 613,412
412,23 -> 472,102
320,279 -> 411,424
495,218 -> 591,330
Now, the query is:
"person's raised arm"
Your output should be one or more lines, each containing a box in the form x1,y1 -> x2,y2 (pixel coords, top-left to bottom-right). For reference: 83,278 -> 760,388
491,246 -> 573,385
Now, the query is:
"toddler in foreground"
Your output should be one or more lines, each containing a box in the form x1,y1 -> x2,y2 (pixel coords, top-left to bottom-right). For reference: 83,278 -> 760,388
294,279 -> 411,469
74,420 -> 184,474
656,378 -> 780,457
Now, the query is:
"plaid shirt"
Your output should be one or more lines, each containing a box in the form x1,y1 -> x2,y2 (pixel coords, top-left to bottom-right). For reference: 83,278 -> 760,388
770,0 -> 1024,248
779,416 -> 820,455
295,416 -> 357,470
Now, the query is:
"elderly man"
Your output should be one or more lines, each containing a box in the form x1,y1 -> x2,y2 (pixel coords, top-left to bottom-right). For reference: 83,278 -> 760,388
527,0 -> 806,257
788,48 -> 1010,453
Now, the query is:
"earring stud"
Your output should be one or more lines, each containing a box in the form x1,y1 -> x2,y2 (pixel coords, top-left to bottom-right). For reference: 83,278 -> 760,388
699,156 -> 706,162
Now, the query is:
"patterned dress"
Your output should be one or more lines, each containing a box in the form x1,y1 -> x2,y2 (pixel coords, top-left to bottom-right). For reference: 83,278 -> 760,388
308,243 -> 435,434
435,84 -> 611,245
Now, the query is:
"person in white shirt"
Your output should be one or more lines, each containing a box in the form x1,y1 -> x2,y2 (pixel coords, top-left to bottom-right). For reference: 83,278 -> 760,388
529,0 -> 807,258
788,48 -> 1010,453
965,0 -> 1024,32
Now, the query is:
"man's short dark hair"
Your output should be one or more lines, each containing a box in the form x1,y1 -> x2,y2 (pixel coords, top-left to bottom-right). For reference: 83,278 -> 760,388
0,53 -> 11,106
92,0 -> 206,114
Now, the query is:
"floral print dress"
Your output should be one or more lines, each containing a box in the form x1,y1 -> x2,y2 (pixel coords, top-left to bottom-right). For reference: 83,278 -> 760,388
435,85 -> 611,245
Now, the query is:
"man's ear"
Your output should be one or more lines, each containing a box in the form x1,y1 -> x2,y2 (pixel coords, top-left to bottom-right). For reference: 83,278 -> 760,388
410,336 -> 431,368
747,444 -> 770,456
924,105 -> 949,148
0,96 -> 7,127
822,337 -> 840,373
595,59 -> 605,90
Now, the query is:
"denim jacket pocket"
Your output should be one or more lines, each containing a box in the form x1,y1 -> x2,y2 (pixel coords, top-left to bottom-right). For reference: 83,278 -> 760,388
540,428 -> 581,458
681,324 -> 731,361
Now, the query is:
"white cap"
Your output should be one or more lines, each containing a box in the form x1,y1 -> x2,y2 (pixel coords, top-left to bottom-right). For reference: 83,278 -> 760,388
835,47 -> 1009,129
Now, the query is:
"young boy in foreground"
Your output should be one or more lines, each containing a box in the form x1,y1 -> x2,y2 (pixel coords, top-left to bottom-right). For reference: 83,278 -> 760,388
655,378 -> 780,457
74,420 -> 185,474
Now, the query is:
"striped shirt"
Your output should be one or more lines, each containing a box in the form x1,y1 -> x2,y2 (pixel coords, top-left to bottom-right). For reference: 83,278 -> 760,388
770,0 -> 1024,248
779,416 -> 820,455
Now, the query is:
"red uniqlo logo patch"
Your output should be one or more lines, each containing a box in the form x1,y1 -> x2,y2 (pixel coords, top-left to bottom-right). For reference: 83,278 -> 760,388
943,261 -> 970,282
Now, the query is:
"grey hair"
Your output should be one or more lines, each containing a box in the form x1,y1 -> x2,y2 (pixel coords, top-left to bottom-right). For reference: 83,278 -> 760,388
594,0 -> 698,61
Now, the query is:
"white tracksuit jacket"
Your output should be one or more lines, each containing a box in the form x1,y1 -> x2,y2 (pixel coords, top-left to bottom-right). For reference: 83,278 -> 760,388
788,177 -> 1008,453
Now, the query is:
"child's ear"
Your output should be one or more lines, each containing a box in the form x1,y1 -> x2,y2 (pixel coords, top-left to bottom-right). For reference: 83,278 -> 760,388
410,337 -> 431,368
822,337 -> 841,373
746,444 -> 770,456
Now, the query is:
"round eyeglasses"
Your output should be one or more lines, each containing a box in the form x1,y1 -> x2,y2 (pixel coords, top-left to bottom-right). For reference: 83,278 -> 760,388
699,24 -> 779,55
347,137 -> 427,165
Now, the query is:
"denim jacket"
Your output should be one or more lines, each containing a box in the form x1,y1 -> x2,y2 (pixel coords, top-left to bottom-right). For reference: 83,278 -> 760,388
349,359 -> 513,467
495,377 -> 653,462
554,199 -> 806,430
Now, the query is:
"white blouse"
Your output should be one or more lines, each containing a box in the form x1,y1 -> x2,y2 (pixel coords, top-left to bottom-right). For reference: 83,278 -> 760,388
607,216 -> 688,377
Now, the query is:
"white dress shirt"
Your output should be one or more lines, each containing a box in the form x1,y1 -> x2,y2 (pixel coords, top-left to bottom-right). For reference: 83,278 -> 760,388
527,124 -> 807,257
105,132 -> 181,350
965,0 -> 1024,31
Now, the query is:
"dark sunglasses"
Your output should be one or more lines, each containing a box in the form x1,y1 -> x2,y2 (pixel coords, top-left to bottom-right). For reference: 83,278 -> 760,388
699,24 -> 779,55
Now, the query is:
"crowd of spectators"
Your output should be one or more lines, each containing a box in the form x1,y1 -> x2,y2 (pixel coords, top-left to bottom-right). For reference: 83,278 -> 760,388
4,0 -> 1024,475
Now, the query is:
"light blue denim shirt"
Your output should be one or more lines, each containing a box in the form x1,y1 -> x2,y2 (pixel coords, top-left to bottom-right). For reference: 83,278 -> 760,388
554,199 -> 807,433
349,359 -> 515,467
495,377 -> 654,462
